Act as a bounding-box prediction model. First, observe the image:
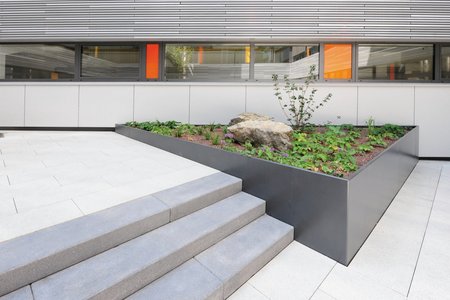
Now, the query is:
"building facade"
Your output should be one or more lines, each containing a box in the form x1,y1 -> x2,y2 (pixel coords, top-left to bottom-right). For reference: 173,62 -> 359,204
0,1 -> 449,157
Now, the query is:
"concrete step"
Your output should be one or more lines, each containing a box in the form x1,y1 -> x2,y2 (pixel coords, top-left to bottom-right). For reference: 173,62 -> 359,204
0,172 -> 241,297
31,192 -> 265,300
127,215 -> 294,300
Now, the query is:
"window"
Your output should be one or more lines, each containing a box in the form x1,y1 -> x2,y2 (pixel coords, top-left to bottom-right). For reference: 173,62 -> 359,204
358,44 -> 433,80
254,45 -> 319,80
165,44 -> 249,80
441,46 -> 450,80
81,45 -> 140,79
324,44 -> 352,80
0,44 -> 75,80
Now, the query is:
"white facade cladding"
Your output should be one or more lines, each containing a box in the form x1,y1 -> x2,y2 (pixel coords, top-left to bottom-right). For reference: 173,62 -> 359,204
0,82 -> 449,157
1,1 -> 450,42
0,1 -> 450,158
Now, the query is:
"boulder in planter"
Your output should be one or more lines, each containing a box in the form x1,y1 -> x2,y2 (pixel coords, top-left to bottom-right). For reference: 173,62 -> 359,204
228,120 -> 293,151
229,113 -> 274,126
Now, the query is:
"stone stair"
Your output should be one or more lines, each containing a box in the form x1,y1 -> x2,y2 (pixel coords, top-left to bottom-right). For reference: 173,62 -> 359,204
0,172 -> 293,300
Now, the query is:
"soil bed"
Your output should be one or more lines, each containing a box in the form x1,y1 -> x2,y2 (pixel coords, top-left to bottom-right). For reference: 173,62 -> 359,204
126,121 -> 410,178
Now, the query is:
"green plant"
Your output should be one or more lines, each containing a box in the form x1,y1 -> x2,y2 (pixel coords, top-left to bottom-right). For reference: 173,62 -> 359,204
212,134 -> 220,145
366,117 -> 376,135
204,131 -> 211,140
244,140 -> 253,151
273,65 -> 332,130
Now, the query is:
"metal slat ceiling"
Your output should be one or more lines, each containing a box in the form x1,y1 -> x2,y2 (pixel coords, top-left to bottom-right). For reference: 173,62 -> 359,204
1,1 -> 450,42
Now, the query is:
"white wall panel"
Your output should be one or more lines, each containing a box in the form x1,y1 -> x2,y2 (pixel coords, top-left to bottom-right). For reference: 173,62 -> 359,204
134,86 -> 189,123
312,86 -> 358,125
246,86 -> 287,123
357,86 -> 415,126
415,86 -> 450,157
79,85 -> 133,127
189,86 -> 245,124
25,85 -> 78,127
0,86 -> 25,126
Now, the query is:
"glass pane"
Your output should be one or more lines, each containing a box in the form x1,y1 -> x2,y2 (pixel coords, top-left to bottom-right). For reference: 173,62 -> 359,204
81,45 -> 140,78
254,45 -> 319,80
442,46 -> 450,80
0,44 -> 75,80
165,44 -> 249,80
146,44 -> 159,79
324,44 -> 352,80
358,44 -> 433,80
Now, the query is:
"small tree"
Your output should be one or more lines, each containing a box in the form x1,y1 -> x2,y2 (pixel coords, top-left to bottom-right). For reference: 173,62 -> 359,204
272,65 -> 332,130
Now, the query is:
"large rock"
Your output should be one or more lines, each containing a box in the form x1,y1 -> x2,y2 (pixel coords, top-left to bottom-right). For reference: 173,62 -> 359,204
229,113 -> 274,126
227,120 -> 293,150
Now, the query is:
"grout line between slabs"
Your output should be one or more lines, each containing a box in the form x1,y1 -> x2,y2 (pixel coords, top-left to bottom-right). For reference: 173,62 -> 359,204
12,197 -> 19,214
71,199 -> 86,216
407,165 -> 443,297
309,262 -> 337,300
247,282 -> 270,300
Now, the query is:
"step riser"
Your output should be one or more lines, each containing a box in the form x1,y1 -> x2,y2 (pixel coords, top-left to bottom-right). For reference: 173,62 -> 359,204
222,229 -> 293,298
92,204 -> 265,300
0,197 -> 170,296
0,172 -> 242,297
153,172 -> 242,221
127,215 -> 294,300
31,194 -> 265,300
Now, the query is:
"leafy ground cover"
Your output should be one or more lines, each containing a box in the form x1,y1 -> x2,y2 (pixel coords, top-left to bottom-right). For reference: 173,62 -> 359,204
126,121 -> 409,177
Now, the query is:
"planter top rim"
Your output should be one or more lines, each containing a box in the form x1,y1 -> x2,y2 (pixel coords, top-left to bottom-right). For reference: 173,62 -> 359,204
116,124 -> 416,182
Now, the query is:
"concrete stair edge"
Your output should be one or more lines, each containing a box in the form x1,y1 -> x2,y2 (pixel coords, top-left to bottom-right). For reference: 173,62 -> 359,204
0,172 -> 241,297
30,192 -> 265,300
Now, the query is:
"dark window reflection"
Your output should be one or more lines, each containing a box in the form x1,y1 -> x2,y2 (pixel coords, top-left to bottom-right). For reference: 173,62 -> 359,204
358,44 -> 433,80
81,45 -> 140,78
0,44 -> 75,80
441,47 -> 450,80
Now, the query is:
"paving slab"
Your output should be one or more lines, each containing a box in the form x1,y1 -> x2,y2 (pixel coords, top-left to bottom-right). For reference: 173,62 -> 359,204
0,131 -> 219,241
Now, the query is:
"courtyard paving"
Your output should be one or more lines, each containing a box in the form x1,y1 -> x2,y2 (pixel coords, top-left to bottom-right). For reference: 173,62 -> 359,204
0,131 -> 217,242
0,131 -> 449,299
230,160 -> 450,300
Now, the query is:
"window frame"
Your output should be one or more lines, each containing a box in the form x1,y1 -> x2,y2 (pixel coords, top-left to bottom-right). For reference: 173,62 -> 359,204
162,42 -> 252,82
0,42 -> 78,82
79,42 -> 143,82
355,42 -> 436,83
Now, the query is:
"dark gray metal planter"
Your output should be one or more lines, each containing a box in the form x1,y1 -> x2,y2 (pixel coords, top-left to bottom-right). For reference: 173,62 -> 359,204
116,124 -> 419,265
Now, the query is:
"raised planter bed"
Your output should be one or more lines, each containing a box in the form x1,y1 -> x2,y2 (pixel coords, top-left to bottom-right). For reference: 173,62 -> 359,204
116,124 -> 418,265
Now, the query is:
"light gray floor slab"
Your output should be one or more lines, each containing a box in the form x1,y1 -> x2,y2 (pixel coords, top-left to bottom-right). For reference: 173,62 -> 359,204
228,283 -> 269,300
319,264 -> 407,300
0,286 -> 33,300
246,242 -> 335,300
0,131 -> 218,241
231,161 -> 450,300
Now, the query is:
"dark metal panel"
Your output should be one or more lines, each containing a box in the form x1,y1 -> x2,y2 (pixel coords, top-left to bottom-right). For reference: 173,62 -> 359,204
116,125 -> 418,265
346,127 -> 419,264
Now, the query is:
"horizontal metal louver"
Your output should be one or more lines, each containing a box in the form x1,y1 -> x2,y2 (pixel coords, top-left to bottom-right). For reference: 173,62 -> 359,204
1,1 -> 450,42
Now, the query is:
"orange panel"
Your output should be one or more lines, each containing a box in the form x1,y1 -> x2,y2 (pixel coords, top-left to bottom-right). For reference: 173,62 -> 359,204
245,46 -> 251,64
324,44 -> 352,80
146,44 -> 159,79
198,46 -> 204,64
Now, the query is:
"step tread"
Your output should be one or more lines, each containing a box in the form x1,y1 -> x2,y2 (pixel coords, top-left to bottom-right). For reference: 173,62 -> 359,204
31,192 -> 265,300
0,195 -> 169,296
127,259 -> 222,300
0,286 -> 33,300
0,172 -> 242,296
196,215 -> 293,298
128,215 -> 293,300
154,172 -> 242,221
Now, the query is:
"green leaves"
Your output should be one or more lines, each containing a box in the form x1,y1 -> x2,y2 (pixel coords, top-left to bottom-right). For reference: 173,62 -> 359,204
273,65 -> 333,130
127,121 -> 406,178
